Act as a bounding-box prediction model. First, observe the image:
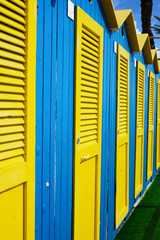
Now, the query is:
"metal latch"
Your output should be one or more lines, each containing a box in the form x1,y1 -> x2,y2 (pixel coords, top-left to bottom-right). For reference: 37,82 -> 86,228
81,155 -> 90,161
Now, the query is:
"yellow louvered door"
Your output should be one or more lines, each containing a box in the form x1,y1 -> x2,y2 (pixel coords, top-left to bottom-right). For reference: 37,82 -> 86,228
147,71 -> 155,180
74,7 -> 103,240
115,44 -> 129,229
135,61 -> 145,198
156,79 -> 160,170
0,1 -> 36,239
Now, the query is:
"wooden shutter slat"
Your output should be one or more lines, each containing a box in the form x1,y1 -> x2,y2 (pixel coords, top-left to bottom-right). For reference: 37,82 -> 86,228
0,6 -> 26,24
0,50 -> 25,62
0,93 -> 24,101
0,67 -> 25,78
0,102 -> 25,109
0,125 -> 25,135
0,110 -> 25,118
0,32 -> 25,46
0,140 -> 24,152
0,133 -> 25,144
0,0 -> 26,16
0,58 -> 25,70
81,50 -> 98,63
80,119 -> 98,126
0,24 -> 26,39
0,148 -> 24,161
0,118 -> 24,126
81,44 -> 99,58
10,0 -> 26,9
81,56 -> 98,68
0,15 -> 26,32
0,41 -> 25,55
0,76 -> 25,86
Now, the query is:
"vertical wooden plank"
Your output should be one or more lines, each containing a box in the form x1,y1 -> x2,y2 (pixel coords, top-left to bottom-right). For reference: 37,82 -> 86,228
129,55 -> 136,211
67,1 -> 75,239
49,0 -> 57,239
55,0 -> 63,238
61,0 -> 69,238
108,33 -> 117,240
42,1 -> 52,239
36,0 -> 44,239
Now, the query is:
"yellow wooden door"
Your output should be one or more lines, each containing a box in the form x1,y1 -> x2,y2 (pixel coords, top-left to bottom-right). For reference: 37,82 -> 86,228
0,1 -> 36,239
135,61 -> 145,198
147,71 -> 155,180
115,44 -> 129,229
156,79 -> 160,169
74,6 -> 103,240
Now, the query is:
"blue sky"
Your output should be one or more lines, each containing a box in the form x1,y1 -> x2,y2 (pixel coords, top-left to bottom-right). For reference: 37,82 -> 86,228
112,0 -> 160,57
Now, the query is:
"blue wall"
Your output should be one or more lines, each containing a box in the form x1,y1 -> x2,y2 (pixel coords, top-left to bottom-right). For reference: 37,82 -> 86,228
35,1 -> 160,240
36,1 -> 110,240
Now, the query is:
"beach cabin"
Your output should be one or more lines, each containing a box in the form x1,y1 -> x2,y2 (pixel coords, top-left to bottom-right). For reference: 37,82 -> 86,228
0,0 -> 160,239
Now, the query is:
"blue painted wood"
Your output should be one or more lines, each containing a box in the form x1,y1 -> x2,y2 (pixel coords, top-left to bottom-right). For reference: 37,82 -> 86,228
55,0 -> 64,238
49,0 -> 57,239
42,1 -> 53,239
36,0 -> 44,239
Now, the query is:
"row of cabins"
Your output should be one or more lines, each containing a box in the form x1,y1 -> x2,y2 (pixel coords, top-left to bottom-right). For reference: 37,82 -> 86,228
0,0 -> 160,239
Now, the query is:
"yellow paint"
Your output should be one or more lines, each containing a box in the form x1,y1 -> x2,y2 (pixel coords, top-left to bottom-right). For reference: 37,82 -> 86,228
74,6 -> 103,240
135,61 -> 145,198
137,34 -> 148,51
0,0 -> 36,239
100,1 -> 160,73
147,71 -> 155,180
101,0 -> 118,29
156,79 -> 160,170
116,44 -> 129,229
151,50 -> 159,74
115,9 -> 131,28
0,185 -> 23,240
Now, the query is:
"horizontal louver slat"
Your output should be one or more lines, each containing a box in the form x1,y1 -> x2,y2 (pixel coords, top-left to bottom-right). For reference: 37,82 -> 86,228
137,68 -> 144,128
119,55 -> 128,134
149,77 -> 154,125
0,0 -> 26,163
80,26 -> 99,144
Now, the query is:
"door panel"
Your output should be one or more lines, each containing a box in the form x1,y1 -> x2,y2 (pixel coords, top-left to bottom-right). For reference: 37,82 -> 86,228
135,61 -> 145,198
156,79 -> 160,169
74,7 -> 103,240
0,1 -> 36,239
147,71 -> 155,180
115,45 -> 129,229
0,185 -> 23,240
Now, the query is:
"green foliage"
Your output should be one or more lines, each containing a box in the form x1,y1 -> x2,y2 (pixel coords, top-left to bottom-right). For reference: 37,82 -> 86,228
152,16 -> 160,34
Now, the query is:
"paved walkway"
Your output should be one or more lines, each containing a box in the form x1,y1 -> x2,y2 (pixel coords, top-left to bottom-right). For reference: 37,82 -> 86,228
116,172 -> 160,240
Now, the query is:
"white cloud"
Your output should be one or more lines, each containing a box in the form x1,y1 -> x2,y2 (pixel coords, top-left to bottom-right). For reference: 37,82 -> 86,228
113,0 -> 120,8
156,48 -> 160,58
134,21 -> 141,34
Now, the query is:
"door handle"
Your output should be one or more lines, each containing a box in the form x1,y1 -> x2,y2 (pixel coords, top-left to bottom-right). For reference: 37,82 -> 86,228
81,155 -> 90,161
